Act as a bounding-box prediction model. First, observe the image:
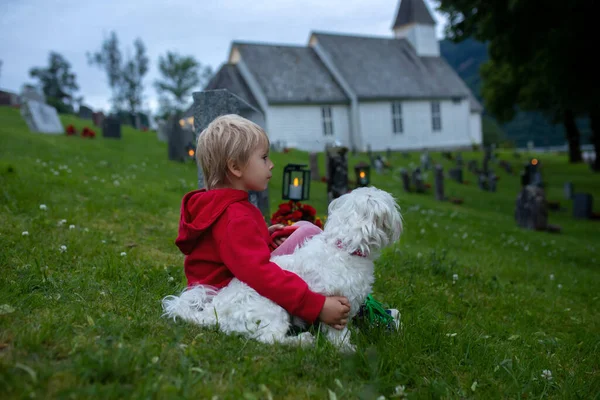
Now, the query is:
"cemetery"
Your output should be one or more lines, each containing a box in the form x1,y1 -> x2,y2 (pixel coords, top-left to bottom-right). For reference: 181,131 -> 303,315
1,101 -> 599,398
0,0 -> 598,396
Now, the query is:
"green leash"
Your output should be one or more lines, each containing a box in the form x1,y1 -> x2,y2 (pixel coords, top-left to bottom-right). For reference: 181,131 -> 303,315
362,294 -> 395,326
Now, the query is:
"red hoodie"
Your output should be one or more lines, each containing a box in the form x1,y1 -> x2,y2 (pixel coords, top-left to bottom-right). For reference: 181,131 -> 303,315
175,188 -> 326,323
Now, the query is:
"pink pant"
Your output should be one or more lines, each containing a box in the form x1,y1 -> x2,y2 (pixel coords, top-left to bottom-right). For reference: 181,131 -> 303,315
271,221 -> 323,256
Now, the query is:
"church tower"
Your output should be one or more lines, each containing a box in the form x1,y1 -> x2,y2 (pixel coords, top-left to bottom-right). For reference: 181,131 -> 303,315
392,0 -> 440,57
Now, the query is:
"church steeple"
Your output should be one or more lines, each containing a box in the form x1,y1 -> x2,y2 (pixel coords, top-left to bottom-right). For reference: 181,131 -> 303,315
392,0 -> 440,56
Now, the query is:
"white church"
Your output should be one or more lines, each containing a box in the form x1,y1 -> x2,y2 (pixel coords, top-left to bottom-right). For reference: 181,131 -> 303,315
200,0 -> 483,152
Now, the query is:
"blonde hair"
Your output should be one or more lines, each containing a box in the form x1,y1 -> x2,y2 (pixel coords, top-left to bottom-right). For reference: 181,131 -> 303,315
196,114 -> 270,190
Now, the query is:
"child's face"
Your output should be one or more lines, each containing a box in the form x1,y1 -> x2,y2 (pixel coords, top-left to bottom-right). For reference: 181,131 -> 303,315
241,145 -> 274,192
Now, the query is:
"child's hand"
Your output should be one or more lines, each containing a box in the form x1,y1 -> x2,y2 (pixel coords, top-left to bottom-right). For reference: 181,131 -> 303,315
268,224 -> 287,247
319,296 -> 351,330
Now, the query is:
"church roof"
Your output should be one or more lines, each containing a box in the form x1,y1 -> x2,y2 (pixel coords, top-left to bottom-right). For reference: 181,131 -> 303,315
312,32 -> 472,100
392,0 -> 436,28
203,63 -> 262,111
232,42 -> 349,104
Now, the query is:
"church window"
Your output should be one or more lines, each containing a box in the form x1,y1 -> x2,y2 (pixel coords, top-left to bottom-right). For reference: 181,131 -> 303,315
431,101 -> 442,131
322,106 -> 334,136
392,101 -> 403,134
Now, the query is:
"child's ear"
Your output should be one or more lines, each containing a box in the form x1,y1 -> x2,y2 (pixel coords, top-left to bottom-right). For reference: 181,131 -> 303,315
227,159 -> 243,178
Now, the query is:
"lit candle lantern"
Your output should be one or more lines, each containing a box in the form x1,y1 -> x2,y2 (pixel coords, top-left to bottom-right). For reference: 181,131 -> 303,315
282,164 -> 311,202
289,177 -> 302,200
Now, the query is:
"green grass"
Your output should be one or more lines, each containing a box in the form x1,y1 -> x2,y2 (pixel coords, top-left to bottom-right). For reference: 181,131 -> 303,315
1,107 -> 599,399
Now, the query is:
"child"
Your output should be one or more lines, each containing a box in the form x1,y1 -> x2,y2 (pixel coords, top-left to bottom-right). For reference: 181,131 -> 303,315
173,114 -> 350,330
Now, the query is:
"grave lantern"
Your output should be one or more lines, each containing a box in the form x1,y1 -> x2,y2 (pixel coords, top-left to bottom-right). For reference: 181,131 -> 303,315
185,142 -> 195,160
354,162 -> 370,187
282,164 -> 311,202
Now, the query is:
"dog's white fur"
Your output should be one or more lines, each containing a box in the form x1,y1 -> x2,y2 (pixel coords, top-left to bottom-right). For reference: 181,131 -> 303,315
161,186 -> 403,352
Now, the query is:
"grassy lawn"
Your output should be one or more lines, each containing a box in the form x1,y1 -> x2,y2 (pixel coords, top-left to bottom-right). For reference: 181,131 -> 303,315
1,106 -> 599,399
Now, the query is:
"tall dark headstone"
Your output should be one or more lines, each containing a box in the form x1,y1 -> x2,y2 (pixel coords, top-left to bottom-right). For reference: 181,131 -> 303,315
515,185 -> 548,231
102,116 -> 121,139
309,152 -> 320,181
412,168 -> 425,193
573,193 -> 593,219
192,89 -> 269,220
400,168 -> 411,192
434,165 -> 445,201
449,167 -> 463,183
166,112 -> 189,162
326,145 -> 349,203
564,182 -> 574,200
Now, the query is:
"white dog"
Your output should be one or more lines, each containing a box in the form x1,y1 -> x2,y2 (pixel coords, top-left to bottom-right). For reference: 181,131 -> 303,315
162,186 -> 403,352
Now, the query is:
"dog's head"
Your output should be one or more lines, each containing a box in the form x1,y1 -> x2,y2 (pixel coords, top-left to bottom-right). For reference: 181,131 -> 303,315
323,186 -> 403,258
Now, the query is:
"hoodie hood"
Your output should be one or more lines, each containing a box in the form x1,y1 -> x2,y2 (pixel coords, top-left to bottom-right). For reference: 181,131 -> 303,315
175,188 -> 248,254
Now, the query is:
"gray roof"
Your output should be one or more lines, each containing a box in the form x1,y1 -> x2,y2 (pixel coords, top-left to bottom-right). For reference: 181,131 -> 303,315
469,92 -> 483,112
203,63 -> 262,111
233,42 -> 349,104
312,32 -> 473,100
392,0 -> 436,28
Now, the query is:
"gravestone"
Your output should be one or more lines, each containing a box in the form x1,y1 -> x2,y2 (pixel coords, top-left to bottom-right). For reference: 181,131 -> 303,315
92,111 -> 105,127
467,160 -> 478,173
192,89 -> 269,220
449,167 -> 463,183
412,168 -> 425,193
400,168 -> 411,192
156,120 -> 168,143
102,116 -> 122,139
326,145 -> 349,203
166,113 -> 188,161
477,173 -> 488,191
78,105 -> 94,120
434,165 -> 445,201
386,147 -> 392,159
420,152 -> 431,171
573,193 -> 593,219
515,185 -> 548,231
20,100 -> 64,134
488,172 -> 497,192
21,86 -> 45,103
499,160 -> 513,175
309,152 -> 320,181
455,153 -> 463,167
564,182 -> 574,200
373,156 -> 384,174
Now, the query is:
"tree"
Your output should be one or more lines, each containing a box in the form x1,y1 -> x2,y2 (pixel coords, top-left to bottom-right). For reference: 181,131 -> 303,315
29,52 -> 81,114
87,31 -> 149,114
435,0 -> 598,166
154,51 -> 213,118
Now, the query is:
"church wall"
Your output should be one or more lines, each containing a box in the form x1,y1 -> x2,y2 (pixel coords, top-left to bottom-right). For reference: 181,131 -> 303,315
358,99 -> 472,151
469,112 -> 483,145
265,104 -> 351,152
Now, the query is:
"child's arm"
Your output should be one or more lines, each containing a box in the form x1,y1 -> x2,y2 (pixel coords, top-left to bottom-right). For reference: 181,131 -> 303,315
217,216 -> 330,323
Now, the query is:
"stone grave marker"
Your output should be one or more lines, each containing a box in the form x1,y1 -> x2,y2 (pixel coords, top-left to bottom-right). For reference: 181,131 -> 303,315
166,113 -> 189,161
467,160 -> 478,173
455,152 -> 463,167
92,111 -> 105,127
488,172 -> 497,192
477,173 -> 488,191
573,193 -> 593,219
564,182 -> 574,200
386,147 -> 392,159
412,168 -> 425,193
434,165 -> 445,201
309,152 -> 320,181
156,120 -> 168,142
449,167 -> 463,183
400,168 -> 411,192
78,105 -> 94,120
20,100 -> 64,134
515,185 -> 548,231
326,145 -> 349,203
192,89 -> 269,220
420,151 -> 431,171
102,116 -> 122,139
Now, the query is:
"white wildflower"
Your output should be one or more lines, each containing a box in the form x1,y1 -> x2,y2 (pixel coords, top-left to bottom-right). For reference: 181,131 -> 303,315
151,356 -> 159,364
22,231 -> 29,236
541,369 -> 553,381
417,252 -> 422,259
84,228 -> 89,232
168,276 -> 174,282
462,232 -> 468,239
53,171 -> 59,176
120,252 -> 127,257
59,245 -> 67,253
69,225 -> 75,230
39,204 -> 47,210
113,180 -> 120,186
550,274 -> 555,281
557,284 -> 563,289
453,274 -> 459,282
446,333 -> 457,337
420,228 -> 426,234
101,240 -> 106,244
58,219 -> 67,226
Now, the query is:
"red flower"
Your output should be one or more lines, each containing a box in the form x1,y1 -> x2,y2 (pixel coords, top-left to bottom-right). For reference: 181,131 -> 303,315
302,205 -> 316,217
314,218 -> 323,229
270,201 -> 321,228
65,125 -> 77,136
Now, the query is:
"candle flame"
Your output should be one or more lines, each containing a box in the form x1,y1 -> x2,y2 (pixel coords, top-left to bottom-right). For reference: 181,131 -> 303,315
293,177 -> 299,187
188,149 -> 195,157
531,158 -> 538,165
359,171 -> 366,179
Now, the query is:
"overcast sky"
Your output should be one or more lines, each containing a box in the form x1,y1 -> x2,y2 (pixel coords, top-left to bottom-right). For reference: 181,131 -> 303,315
0,0 -> 447,114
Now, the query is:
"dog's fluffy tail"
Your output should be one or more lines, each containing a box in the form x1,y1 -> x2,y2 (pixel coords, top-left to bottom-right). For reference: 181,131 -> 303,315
161,285 -> 218,323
